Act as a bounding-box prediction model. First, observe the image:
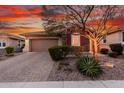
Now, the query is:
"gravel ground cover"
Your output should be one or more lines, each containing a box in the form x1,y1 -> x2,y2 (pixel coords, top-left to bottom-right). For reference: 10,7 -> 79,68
48,55 -> 124,81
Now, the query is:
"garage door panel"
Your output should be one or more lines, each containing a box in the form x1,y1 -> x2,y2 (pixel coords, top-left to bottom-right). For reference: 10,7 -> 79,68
31,39 -> 58,52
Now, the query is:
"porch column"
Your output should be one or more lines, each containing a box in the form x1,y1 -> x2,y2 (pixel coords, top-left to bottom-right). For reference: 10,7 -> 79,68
58,38 -> 62,46
89,39 -> 93,53
23,39 -> 30,52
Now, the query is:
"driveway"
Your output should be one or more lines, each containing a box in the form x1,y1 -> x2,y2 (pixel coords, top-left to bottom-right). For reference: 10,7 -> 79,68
0,52 -> 54,82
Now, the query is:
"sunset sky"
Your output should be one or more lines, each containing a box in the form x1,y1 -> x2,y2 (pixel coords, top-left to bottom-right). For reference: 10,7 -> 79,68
0,5 -> 45,35
0,5 -> 124,35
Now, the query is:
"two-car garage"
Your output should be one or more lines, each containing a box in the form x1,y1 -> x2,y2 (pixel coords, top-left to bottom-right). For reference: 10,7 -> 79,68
30,38 -> 58,52
22,32 -> 60,52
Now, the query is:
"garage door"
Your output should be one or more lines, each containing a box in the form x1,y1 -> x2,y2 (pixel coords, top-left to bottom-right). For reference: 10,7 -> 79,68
31,39 -> 58,52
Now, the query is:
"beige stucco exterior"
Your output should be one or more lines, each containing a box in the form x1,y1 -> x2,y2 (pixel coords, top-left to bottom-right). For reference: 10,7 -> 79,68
0,37 -> 18,48
89,31 -> 124,53
99,31 -> 123,50
23,39 -> 30,52
0,34 -> 25,49
23,31 -> 124,53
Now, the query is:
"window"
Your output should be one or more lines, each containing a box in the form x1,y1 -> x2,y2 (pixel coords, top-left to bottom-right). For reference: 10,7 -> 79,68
0,42 -> 6,47
103,37 -> 107,43
71,34 -> 80,46
123,32 -> 124,42
103,39 -> 106,43
0,42 -> 1,47
3,42 -> 6,47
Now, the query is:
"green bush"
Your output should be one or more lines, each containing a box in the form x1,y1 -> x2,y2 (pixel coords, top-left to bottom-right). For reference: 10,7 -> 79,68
61,45 -> 70,58
108,52 -> 118,58
77,56 -> 103,79
5,46 -> 14,55
100,48 -> 109,54
48,45 -> 70,61
109,43 -> 123,55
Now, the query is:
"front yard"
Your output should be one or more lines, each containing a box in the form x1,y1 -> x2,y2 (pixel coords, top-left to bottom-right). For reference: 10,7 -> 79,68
48,54 -> 124,81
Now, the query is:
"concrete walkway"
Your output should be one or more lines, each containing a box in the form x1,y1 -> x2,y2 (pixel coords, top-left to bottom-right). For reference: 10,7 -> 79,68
0,81 -> 124,88
0,52 -> 54,82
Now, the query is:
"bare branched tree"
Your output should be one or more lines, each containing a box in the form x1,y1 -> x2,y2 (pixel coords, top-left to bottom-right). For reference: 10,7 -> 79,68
64,5 -> 94,31
84,6 -> 118,56
42,5 -> 95,38
42,5 -> 119,58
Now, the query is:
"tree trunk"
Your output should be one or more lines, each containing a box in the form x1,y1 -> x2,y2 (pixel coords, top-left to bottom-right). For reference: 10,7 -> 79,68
93,39 -> 98,59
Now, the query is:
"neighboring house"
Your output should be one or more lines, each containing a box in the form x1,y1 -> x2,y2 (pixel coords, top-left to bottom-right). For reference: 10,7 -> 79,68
22,31 -> 89,52
0,33 -> 25,49
99,30 -> 124,51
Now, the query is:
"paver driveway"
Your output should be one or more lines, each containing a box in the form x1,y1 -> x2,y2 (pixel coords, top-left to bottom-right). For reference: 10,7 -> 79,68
0,52 -> 54,82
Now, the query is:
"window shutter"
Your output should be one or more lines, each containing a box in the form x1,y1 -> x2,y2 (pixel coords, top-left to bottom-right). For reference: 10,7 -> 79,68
66,34 -> 71,46
80,33 -> 84,46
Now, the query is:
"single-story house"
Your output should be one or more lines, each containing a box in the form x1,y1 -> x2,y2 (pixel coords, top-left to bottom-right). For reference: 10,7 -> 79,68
22,31 -> 89,52
0,33 -> 25,49
22,30 -> 124,53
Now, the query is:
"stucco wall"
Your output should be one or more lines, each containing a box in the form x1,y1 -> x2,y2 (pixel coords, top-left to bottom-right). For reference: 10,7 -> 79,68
23,39 -> 30,52
0,37 -> 9,47
99,32 -> 122,50
106,32 -> 121,44
8,39 -> 19,47
20,40 -> 25,46
0,37 -> 20,48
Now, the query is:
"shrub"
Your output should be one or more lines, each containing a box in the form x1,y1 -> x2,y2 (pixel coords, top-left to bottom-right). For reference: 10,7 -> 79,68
77,56 -> 103,79
61,45 -> 70,58
5,46 -> 14,56
108,52 -> 118,58
48,46 -> 63,61
48,45 -> 70,61
100,48 -> 109,54
70,46 -> 83,57
109,43 -> 123,55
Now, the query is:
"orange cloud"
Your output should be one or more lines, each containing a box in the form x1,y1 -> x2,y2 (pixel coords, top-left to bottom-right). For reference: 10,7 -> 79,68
12,7 -> 43,15
109,16 -> 124,26
87,16 -> 124,27
0,15 -> 44,21
12,8 -> 30,15
0,27 -> 44,34
30,8 -> 44,14
0,5 -> 45,21
0,5 -> 65,21
0,5 -> 43,15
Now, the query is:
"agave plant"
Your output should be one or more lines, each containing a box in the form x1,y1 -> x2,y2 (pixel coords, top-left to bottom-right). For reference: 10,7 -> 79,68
77,56 -> 103,79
